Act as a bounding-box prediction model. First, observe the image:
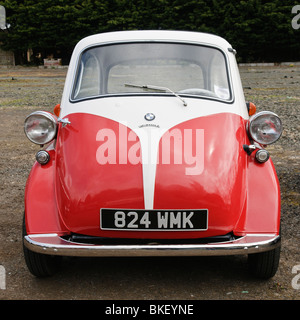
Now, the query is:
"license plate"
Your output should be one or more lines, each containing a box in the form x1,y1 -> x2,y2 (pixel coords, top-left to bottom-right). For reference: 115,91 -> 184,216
100,209 -> 208,231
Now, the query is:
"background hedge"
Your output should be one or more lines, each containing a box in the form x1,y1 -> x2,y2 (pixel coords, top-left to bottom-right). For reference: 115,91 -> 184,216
0,0 -> 299,64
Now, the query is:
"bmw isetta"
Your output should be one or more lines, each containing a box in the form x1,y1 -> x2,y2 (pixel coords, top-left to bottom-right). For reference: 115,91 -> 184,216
23,30 -> 282,278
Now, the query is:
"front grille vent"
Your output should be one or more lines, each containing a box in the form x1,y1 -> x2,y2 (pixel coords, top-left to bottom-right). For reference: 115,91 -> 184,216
62,232 -> 240,246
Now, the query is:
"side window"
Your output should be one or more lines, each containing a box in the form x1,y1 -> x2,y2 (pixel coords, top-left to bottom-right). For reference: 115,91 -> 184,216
73,53 -> 100,100
210,51 -> 230,100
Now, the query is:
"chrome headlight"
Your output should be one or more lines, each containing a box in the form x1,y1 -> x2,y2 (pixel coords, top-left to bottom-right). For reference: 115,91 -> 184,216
24,111 -> 58,145
248,111 -> 282,145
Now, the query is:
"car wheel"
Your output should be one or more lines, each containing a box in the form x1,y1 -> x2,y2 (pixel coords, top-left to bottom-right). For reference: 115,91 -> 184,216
247,246 -> 281,279
22,215 -> 62,277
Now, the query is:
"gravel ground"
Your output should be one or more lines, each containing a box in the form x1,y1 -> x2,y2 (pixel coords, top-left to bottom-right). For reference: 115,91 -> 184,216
0,65 -> 299,300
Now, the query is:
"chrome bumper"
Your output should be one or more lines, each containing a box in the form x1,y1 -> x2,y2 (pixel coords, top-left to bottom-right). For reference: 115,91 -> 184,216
24,233 -> 281,257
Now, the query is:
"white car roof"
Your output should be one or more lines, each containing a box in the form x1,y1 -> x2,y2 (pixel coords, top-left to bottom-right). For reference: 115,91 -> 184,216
73,30 -> 233,54
62,30 -> 247,121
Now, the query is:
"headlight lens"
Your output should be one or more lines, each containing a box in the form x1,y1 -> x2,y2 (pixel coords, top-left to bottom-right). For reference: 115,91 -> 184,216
24,111 -> 58,145
248,111 -> 282,145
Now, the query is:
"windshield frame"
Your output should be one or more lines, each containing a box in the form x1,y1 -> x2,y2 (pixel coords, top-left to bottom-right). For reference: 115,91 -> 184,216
69,40 -> 234,104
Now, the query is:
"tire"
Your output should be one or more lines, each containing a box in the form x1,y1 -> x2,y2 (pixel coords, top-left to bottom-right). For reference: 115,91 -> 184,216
22,215 -> 62,277
248,246 -> 281,279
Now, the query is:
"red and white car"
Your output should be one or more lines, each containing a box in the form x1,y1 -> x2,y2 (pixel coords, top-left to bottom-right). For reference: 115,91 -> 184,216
23,30 -> 282,278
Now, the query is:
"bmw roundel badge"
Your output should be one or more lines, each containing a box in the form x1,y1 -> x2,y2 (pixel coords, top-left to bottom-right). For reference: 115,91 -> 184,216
144,113 -> 155,121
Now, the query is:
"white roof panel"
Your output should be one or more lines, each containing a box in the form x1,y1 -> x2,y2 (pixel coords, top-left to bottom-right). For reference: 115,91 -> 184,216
73,30 -> 233,53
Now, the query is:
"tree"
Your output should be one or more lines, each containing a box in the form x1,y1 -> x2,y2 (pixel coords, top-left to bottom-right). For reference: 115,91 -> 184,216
0,0 -> 104,63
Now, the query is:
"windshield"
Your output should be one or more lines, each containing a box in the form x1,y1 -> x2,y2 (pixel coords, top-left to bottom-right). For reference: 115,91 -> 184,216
71,42 -> 231,102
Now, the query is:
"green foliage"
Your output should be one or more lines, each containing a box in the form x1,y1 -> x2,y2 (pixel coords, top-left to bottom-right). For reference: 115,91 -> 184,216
0,0 -> 299,64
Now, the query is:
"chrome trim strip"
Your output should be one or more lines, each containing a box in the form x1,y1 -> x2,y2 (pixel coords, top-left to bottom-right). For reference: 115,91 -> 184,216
24,234 -> 281,257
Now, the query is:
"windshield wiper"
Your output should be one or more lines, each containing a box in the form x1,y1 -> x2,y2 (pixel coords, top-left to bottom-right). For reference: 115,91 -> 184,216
124,83 -> 187,107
